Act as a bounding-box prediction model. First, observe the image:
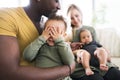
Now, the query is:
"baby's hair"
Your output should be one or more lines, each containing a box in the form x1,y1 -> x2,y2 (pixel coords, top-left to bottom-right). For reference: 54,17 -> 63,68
80,29 -> 88,33
80,29 -> 91,35
79,29 -> 92,41
44,14 -> 67,31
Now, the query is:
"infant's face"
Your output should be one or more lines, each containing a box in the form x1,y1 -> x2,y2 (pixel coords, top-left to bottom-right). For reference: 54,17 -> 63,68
45,20 -> 66,45
80,30 -> 93,44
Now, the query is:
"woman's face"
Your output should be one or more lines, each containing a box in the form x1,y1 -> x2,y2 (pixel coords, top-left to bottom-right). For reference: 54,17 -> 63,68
70,9 -> 82,28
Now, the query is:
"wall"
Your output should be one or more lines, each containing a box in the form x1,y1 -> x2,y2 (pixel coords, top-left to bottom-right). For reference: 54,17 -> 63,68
96,27 -> 120,57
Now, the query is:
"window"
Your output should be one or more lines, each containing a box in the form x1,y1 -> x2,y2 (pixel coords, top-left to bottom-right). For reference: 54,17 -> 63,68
94,0 -> 120,34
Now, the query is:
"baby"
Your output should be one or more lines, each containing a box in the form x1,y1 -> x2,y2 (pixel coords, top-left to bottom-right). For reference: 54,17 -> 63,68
71,29 -> 109,76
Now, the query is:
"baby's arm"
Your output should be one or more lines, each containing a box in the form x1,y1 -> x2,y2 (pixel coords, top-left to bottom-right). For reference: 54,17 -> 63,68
55,37 -> 76,74
55,37 -> 75,65
23,35 -> 47,62
23,27 -> 50,62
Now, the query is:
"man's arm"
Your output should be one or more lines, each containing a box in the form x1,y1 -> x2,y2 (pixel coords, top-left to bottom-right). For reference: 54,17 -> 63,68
0,35 -> 71,80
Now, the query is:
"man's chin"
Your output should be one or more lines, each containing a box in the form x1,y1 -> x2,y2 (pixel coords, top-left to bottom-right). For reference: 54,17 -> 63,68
44,10 -> 57,17
48,13 -> 57,17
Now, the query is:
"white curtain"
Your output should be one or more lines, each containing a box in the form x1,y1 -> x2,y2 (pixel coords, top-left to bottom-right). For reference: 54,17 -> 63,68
96,28 -> 120,57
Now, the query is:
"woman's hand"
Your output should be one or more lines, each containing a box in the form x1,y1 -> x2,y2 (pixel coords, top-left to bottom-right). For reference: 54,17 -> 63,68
70,42 -> 83,51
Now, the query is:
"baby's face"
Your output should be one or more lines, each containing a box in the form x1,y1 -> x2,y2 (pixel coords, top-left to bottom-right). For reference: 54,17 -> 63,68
45,20 -> 66,45
80,30 -> 93,44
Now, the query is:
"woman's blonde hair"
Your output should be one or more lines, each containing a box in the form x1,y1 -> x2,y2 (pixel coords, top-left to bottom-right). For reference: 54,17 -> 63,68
67,4 -> 83,27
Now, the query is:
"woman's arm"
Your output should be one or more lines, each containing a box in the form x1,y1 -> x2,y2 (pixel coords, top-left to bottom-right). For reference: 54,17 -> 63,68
0,35 -> 71,80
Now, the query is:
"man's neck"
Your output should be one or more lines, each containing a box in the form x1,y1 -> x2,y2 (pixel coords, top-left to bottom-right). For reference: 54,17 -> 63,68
23,6 -> 43,34
23,6 -> 42,22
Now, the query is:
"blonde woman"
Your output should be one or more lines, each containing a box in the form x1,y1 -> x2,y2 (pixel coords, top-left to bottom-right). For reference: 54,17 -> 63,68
67,4 -> 120,80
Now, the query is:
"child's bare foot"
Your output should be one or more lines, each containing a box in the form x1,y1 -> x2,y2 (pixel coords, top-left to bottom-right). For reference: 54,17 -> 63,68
100,64 -> 108,71
85,68 -> 94,76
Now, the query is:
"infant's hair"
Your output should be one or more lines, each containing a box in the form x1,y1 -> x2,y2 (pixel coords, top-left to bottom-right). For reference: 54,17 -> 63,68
80,29 -> 91,35
80,29 -> 89,33
44,14 -> 67,31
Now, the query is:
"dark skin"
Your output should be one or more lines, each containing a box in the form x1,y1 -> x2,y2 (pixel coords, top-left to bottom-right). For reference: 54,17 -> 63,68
24,0 -> 61,34
0,0 -> 75,80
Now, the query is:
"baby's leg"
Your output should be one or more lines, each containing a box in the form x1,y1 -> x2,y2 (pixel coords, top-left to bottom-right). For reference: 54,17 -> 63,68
80,50 -> 94,75
94,48 -> 108,71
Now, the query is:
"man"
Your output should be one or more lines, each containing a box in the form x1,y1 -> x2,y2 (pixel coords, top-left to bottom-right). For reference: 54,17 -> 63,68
0,0 -> 75,80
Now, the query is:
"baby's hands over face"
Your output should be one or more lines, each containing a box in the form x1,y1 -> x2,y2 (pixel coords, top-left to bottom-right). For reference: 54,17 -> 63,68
42,26 -> 51,40
49,26 -> 64,40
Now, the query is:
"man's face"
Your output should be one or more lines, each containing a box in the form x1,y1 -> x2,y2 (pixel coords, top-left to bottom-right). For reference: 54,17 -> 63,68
40,0 -> 61,17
